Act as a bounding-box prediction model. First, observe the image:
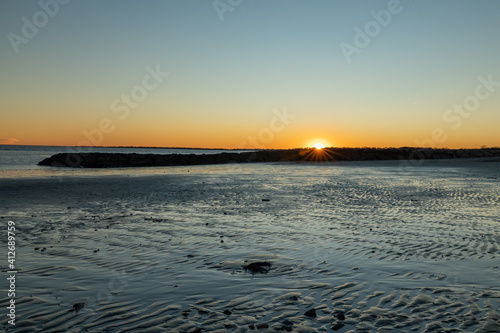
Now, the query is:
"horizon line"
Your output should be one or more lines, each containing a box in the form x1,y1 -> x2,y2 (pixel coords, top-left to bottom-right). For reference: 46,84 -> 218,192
1,144 -> 499,150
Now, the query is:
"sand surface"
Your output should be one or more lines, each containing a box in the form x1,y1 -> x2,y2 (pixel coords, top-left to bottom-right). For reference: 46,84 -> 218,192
1,159 -> 499,332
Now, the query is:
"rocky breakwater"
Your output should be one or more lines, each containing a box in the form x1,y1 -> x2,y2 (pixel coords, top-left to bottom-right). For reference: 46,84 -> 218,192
38,148 -> 500,168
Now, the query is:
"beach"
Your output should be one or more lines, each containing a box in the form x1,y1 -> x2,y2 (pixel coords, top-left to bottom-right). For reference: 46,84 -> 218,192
3,0 -> 500,331
1,159 -> 499,332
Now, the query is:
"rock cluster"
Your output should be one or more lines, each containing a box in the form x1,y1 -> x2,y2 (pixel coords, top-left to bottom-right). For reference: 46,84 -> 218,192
37,148 -> 500,168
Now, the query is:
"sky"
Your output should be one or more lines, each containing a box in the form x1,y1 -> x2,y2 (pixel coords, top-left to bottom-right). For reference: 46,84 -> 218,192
1,0 -> 499,149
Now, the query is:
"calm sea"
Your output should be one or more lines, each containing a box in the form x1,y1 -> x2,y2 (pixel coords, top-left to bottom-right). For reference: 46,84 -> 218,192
0,145 -> 252,178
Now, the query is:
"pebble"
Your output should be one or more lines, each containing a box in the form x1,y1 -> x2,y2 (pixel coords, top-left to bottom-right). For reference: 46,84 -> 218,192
332,322 -> 344,331
72,302 -> 85,312
334,311 -> 345,320
304,308 -> 317,318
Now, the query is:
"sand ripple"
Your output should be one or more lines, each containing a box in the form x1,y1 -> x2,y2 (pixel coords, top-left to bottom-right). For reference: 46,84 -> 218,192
0,160 -> 498,332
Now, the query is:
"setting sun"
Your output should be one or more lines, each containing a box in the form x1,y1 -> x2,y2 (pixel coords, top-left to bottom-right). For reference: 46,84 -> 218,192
313,143 -> 325,149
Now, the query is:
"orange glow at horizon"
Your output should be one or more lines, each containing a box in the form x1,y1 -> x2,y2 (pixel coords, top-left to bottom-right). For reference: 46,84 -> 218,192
3,123 -> 500,150
306,139 -> 331,150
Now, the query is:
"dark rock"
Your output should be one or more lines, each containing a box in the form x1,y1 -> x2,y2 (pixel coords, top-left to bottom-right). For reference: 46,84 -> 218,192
332,322 -> 344,331
223,309 -> 232,315
38,148 -> 500,168
72,302 -> 85,312
256,323 -> 269,329
242,261 -> 272,274
190,328 -> 202,333
304,308 -> 317,318
334,310 -> 345,320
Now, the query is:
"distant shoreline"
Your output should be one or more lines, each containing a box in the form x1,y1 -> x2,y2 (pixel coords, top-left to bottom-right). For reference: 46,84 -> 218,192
38,147 -> 500,168
2,144 -> 500,150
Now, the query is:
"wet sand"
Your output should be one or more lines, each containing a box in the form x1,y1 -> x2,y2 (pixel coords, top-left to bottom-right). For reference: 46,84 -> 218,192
1,159 -> 499,332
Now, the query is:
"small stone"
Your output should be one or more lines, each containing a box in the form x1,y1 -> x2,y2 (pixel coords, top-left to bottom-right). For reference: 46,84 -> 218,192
335,311 -> 345,320
243,261 -> 272,274
190,328 -> 202,333
72,302 -> 85,312
182,310 -> 190,317
332,322 -> 344,331
304,308 -> 317,318
223,309 -> 232,315
256,323 -> 268,329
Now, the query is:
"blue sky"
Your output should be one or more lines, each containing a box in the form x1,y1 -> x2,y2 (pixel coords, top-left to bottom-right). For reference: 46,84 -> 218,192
1,0 -> 499,148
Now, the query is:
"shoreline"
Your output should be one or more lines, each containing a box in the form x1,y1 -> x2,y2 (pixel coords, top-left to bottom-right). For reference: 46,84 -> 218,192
38,147 -> 500,168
